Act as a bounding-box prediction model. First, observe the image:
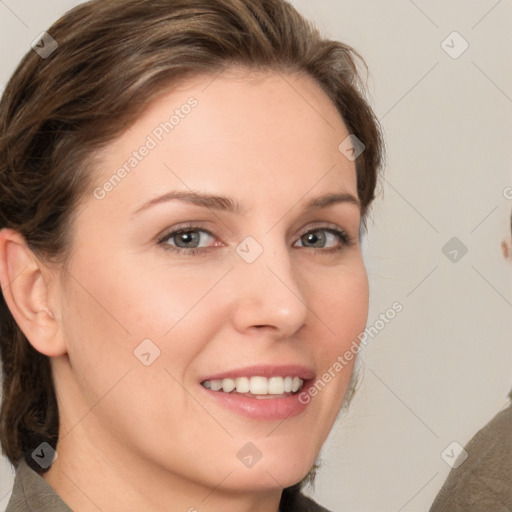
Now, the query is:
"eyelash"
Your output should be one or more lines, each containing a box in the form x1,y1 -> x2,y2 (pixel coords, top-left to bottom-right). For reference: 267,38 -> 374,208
157,223 -> 355,256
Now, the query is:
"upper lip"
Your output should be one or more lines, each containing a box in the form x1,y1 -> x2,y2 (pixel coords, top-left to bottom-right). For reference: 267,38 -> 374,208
200,365 -> 315,382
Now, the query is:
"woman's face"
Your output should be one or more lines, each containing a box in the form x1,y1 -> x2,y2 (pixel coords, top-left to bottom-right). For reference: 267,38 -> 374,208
51,68 -> 369,494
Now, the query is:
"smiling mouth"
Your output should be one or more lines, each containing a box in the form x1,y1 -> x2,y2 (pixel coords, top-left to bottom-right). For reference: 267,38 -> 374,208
201,375 -> 305,399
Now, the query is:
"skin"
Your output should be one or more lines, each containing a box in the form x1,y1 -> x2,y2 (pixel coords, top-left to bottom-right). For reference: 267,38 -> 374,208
502,238 -> 512,260
0,68 -> 369,512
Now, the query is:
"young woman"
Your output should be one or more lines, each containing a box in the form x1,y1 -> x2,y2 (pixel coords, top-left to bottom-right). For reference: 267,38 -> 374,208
0,1 -> 384,510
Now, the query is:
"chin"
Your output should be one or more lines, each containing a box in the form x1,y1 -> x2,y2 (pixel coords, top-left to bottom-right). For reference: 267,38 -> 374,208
221,444 -> 318,491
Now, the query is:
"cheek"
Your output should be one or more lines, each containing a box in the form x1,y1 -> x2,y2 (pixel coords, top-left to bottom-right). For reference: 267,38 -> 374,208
304,262 -> 368,418
59,253 -> 225,400
311,260 -> 369,348
57,257 -> 208,443
62,251 -> 202,344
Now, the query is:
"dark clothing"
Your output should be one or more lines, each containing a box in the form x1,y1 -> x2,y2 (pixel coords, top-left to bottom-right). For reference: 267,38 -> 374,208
430,391 -> 512,512
280,483 -> 333,511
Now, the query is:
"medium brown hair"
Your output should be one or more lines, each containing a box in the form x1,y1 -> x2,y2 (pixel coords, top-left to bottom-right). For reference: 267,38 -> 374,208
0,0 -> 383,505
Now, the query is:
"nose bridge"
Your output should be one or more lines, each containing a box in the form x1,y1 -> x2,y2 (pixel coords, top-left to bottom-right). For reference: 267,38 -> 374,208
230,230 -> 309,337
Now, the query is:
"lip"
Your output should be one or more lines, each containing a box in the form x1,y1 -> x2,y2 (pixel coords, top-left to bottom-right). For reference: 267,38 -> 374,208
199,364 -> 315,382
199,365 -> 315,420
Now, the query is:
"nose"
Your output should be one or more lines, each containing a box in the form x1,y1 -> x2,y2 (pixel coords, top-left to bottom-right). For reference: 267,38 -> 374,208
229,237 -> 309,340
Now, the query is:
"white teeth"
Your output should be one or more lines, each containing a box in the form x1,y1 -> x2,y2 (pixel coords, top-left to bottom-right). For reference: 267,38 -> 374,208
235,377 -> 250,393
221,378 -> 236,393
210,380 -> 222,391
249,376 -> 268,394
268,376 -> 285,395
202,376 -> 304,395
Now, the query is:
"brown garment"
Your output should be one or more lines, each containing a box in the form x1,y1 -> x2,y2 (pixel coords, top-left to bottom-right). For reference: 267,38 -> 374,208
5,459 -> 72,512
430,392 -> 512,512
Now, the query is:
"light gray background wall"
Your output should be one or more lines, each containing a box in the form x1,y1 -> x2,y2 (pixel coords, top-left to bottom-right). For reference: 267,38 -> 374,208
1,1 -> 511,511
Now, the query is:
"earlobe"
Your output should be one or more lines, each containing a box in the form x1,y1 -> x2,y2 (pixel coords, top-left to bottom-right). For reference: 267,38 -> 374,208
0,228 -> 66,357
502,239 -> 511,260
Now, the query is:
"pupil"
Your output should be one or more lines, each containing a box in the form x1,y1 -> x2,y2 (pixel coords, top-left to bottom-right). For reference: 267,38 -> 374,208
179,231 -> 198,248
306,231 -> 324,247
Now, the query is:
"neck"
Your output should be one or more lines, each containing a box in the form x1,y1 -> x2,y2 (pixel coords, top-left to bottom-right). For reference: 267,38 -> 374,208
43,422 -> 283,512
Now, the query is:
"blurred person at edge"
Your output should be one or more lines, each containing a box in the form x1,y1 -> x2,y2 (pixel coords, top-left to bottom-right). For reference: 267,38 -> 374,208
0,1 -> 385,511
430,210 -> 512,512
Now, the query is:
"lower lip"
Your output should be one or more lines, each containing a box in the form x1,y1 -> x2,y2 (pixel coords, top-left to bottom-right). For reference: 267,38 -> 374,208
200,382 -> 312,420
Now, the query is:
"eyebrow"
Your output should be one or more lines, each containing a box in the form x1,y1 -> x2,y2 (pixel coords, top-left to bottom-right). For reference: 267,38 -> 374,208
132,190 -> 360,215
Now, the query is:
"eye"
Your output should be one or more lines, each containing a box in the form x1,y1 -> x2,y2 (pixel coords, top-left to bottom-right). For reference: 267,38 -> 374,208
158,225 -> 217,255
157,223 -> 354,256
293,226 -> 353,253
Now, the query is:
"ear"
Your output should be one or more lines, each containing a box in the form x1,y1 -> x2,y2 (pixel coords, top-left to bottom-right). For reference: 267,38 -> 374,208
0,228 -> 66,357
502,239 -> 511,260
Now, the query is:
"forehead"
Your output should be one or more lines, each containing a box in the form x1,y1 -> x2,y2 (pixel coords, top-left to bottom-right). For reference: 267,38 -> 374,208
89,68 -> 357,215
